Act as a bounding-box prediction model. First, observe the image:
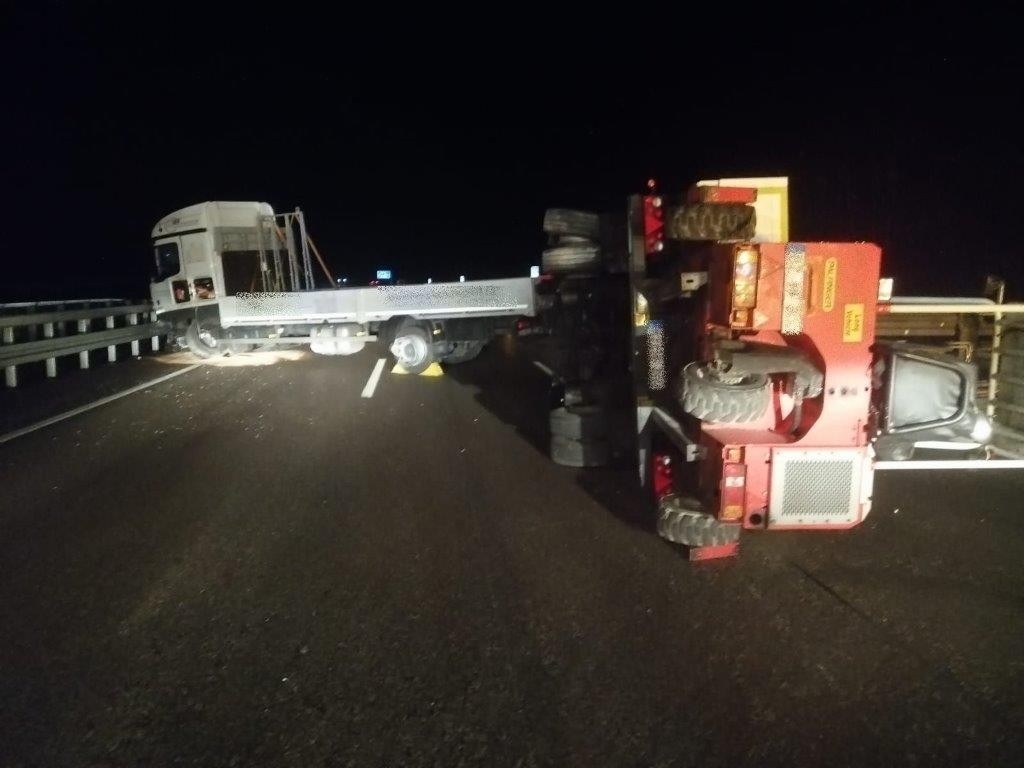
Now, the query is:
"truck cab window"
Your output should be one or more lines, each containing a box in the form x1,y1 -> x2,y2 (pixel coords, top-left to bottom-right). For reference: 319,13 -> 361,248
172,279 -> 190,303
155,242 -> 181,280
194,277 -> 216,300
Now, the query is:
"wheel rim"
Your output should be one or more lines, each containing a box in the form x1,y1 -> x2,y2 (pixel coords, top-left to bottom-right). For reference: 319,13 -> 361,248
392,334 -> 428,368
198,329 -> 218,349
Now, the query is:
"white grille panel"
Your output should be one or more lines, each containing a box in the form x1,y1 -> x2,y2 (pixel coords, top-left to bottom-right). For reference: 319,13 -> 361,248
768,449 -> 862,527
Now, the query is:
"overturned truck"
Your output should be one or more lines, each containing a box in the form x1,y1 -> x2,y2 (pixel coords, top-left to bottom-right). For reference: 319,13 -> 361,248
538,178 -> 1024,560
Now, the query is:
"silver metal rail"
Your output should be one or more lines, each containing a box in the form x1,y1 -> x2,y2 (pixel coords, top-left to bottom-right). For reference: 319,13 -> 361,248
880,283 -> 1024,460
0,301 -> 160,388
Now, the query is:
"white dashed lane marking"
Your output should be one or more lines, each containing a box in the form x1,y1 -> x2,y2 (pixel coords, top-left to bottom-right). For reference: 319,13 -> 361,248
360,358 -> 387,398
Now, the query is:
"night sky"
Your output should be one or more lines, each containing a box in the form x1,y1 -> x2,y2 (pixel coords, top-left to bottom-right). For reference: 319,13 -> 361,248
5,6 -> 1022,301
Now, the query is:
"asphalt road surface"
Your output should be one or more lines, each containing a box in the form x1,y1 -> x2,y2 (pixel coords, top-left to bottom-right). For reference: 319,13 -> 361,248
1,340 -> 1023,767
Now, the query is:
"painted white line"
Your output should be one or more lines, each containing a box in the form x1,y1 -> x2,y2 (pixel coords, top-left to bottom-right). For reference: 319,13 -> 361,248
0,364 -> 202,446
361,358 -> 387,398
532,360 -> 557,379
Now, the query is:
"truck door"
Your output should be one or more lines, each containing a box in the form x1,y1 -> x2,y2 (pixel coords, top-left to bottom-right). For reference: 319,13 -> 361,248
154,237 -> 191,304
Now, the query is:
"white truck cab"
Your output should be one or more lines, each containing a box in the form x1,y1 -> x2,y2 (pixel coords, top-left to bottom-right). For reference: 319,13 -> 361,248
151,201 -> 276,317
149,201 -> 536,372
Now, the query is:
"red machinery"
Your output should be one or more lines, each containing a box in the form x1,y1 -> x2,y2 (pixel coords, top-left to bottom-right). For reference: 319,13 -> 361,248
626,182 -> 879,559
541,178 -> 1014,561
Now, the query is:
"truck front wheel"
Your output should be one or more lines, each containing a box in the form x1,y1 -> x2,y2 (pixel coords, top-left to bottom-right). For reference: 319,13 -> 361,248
185,320 -> 226,359
390,323 -> 434,374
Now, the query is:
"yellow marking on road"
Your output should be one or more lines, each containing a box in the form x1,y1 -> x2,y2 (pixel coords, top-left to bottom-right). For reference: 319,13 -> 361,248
392,362 -> 444,376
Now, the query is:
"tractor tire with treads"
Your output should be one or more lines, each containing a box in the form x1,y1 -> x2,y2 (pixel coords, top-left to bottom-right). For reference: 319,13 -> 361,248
680,362 -> 770,423
665,203 -> 756,241
657,497 -> 742,547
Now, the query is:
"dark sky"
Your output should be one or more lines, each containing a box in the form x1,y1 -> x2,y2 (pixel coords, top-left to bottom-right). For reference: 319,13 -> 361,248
4,5 -> 1023,300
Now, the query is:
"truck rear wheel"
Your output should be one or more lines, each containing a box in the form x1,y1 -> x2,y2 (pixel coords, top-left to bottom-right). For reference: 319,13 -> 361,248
550,434 -> 609,467
390,323 -> 434,374
441,341 -> 484,364
542,208 -> 601,239
549,405 -> 608,440
542,243 -> 601,274
680,362 -> 770,423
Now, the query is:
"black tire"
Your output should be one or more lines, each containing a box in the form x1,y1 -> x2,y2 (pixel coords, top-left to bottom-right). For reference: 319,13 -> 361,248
441,341 -> 484,364
550,435 -> 609,467
390,323 -> 434,374
543,208 -> 601,239
185,320 -> 225,359
657,497 -> 742,547
680,362 -> 770,423
542,244 -> 600,274
549,405 -> 608,440
665,203 -> 756,241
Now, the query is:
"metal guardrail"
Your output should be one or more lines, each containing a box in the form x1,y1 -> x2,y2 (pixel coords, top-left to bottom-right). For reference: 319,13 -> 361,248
0,299 -> 161,388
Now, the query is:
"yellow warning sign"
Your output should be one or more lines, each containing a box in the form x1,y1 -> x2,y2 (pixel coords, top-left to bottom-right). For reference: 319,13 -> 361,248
822,258 -> 838,311
843,304 -> 864,342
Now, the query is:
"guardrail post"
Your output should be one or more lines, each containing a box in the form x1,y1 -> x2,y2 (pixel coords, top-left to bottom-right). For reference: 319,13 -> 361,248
77,319 -> 90,369
106,315 -> 116,363
129,313 -> 140,356
2,326 -> 15,388
43,322 -> 57,378
150,311 -> 160,351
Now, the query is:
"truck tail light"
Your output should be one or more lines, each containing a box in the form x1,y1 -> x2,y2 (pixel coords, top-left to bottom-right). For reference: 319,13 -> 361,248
731,244 -> 760,326
653,452 -> 674,498
643,195 -> 665,255
721,458 -> 746,521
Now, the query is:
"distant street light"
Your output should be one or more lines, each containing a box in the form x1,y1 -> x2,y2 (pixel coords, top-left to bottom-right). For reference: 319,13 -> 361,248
427,278 -> 432,284
459,275 -> 465,283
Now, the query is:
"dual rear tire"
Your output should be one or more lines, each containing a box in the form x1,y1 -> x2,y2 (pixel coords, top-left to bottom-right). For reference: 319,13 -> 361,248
549,405 -> 609,467
542,208 -> 602,274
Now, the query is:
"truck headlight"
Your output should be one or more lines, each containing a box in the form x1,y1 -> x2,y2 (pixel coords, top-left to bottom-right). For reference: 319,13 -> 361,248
971,414 -> 992,443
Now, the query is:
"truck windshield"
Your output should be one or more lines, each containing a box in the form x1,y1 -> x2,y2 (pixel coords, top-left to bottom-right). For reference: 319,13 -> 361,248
154,241 -> 180,281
